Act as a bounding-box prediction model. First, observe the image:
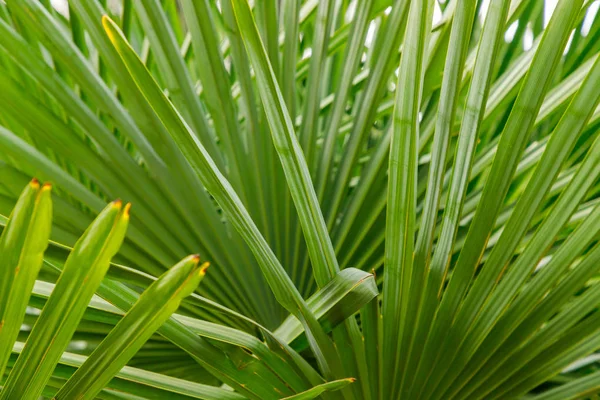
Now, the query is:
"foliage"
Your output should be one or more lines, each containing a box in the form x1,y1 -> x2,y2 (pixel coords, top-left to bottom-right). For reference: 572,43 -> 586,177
0,0 -> 600,398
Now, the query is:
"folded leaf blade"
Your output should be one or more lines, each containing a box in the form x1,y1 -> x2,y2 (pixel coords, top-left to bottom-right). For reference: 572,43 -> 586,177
0,180 -> 52,378
54,256 -> 207,400
0,200 -> 129,400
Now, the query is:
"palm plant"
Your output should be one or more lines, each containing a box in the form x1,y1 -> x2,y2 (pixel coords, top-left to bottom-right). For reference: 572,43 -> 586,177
0,0 -> 600,398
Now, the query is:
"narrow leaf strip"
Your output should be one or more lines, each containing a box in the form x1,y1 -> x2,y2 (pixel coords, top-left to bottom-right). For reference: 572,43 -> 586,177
282,378 -> 355,400
0,200 -> 129,400
528,369 -> 600,400
410,0 -> 583,396
383,0 -> 432,397
400,0 -> 477,394
0,180 -> 52,378
229,0 -> 340,288
102,15 -> 343,381
54,256 -> 207,400
11,342 -> 245,400
405,0 -> 511,394
431,46 -> 600,400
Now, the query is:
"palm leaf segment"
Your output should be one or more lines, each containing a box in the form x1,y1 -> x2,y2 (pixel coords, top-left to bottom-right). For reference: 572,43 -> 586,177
0,0 -> 599,399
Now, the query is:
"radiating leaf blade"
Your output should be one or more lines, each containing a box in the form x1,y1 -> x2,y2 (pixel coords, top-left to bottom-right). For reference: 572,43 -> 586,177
54,256 -> 208,400
0,200 -> 129,400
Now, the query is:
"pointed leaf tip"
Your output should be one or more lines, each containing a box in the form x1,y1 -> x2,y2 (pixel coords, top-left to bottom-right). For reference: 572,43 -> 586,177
101,14 -> 111,29
101,15 -> 120,42
199,262 -> 210,275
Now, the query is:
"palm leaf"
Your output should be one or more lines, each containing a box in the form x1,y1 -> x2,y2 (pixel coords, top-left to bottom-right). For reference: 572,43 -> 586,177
1,0 -> 600,398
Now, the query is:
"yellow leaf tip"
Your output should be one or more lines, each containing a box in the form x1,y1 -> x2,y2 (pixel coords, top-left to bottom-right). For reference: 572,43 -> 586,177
112,199 -> 123,209
348,378 -> 356,383
199,262 -> 210,275
40,182 -> 52,194
123,202 -> 132,217
30,178 -> 40,188
101,15 -> 115,39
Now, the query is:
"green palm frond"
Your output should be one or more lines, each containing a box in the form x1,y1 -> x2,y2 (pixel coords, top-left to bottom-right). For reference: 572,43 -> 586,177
1,0 -> 600,399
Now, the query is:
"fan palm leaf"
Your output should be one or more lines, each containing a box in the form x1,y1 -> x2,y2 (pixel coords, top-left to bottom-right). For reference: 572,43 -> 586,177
0,0 -> 599,399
